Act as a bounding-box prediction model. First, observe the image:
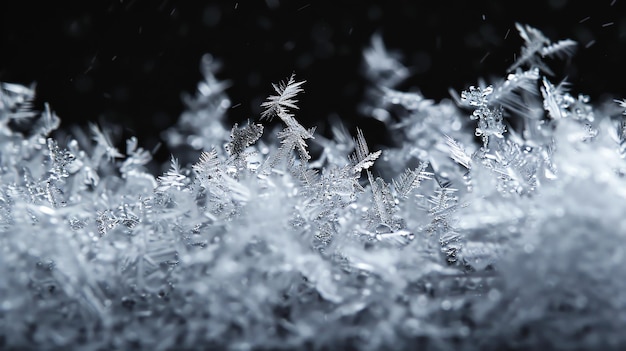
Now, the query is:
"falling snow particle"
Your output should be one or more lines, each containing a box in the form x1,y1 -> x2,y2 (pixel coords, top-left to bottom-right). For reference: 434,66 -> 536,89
480,52 -> 490,63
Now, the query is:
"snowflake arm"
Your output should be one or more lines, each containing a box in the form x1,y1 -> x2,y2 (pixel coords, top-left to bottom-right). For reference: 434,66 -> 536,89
392,162 -> 432,198
274,126 -> 316,163
260,73 -> 305,121
349,128 -> 381,174
225,122 -> 264,157
192,148 -> 222,188
488,68 -> 540,115
508,23 -> 577,75
89,123 -> 123,162
367,171 -> 395,227
156,156 -> 188,192
461,86 -> 506,146
362,33 -> 410,87
445,136 -> 472,170
541,39 -> 577,59
615,99 -> 626,115
120,137 -> 152,177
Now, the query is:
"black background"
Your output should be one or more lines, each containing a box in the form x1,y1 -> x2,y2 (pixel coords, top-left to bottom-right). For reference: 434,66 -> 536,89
1,0 -> 625,163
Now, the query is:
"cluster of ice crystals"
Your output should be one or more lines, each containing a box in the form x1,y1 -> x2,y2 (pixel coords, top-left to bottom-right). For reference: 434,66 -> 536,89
1,23 -> 626,350
461,85 -> 506,145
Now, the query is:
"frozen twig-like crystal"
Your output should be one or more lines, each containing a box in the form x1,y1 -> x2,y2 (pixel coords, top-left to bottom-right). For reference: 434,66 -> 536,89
260,73 -> 305,121
156,156 -> 188,192
349,128 -> 382,174
392,161 -> 432,198
225,122 -> 264,158
488,68 -> 540,115
46,138 -> 75,181
509,22 -> 577,75
192,148 -> 222,184
461,85 -> 506,146
445,136 -> 472,170
89,123 -> 123,162
260,74 -> 315,169
367,170 -> 396,227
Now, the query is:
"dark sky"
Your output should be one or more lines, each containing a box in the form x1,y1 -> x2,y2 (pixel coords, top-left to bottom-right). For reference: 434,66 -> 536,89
1,0 -> 625,161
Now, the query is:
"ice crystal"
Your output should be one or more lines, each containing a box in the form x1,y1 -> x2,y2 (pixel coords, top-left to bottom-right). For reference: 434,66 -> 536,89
509,22 -> 577,75
163,53 -> 231,161
392,161 -> 432,198
445,135 -> 472,170
461,85 -> 506,146
89,122 -> 124,162
0,82 -> 37,121
225,122 -> 264,158
260,72 -> 305,121
2,22 -> 626,351
156,156 -> 188,192
46,138 -> 75,181
348,128 -> 382,174
362,33 -> 410,87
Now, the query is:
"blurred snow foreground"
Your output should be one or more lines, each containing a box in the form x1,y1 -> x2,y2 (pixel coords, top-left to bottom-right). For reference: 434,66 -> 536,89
2,23 -> 626,351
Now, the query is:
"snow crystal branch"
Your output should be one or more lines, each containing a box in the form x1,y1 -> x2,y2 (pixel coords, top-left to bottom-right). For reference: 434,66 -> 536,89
261,74 -> 315,166
225,122 -> 264,164
392,161 -> 432,198
156,156 -> 188,192
509,22 -> 577,75
461,85 -> 506,147
260,72 -> 305,121
349,128 -> 382,174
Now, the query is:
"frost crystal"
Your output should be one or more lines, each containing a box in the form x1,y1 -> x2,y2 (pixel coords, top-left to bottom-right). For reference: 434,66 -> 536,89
509,22 -> 577,75
260,72 -> 305,121
461,85 -> 506,146
225,122 -> 264,158
156,156 -> 188,192
392,161 -> 432,198
1,22 -> 626,351
261,74 -> 315,166
349,128 -> 382,174
362,33 -> 410,87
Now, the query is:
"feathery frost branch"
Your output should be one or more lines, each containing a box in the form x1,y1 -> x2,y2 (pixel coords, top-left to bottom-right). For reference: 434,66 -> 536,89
392,161 -> 432,198
225,122 -> 264,157
509,22 -> 577,75
349,128 -> 382,174
156,156 -> 188,192
260,72 -> 305,121
445,136 -> 472,170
